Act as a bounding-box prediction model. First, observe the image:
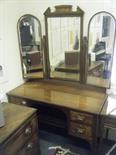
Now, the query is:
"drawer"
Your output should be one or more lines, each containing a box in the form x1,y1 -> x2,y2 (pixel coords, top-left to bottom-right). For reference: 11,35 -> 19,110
17,134 -> 40,155
70,111 -> 93,125
104,116 -> 116,128
68,122 -> 92,140
8,96 -> 30,106
4,116 -> 38,155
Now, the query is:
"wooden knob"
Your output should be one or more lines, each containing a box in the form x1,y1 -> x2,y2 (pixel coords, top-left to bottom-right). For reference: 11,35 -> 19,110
27,143 -> 33,150
76,128 -> 85,134
22,100 -> 27,105
25,127 -> 32,135
77,115 -> 85,121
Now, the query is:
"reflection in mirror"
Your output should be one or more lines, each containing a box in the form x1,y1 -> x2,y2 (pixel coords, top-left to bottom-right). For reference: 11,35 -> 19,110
44,6 -> 84,82
48,17 -> 81,81
18,14 -> 43,79
87,12 -> 116,88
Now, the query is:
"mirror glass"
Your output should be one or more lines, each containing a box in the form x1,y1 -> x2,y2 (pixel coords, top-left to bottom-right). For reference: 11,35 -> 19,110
48,17 -> 81,81
87,12 -> 116,88
18,15 -> 43,79
44,6 -> 84,82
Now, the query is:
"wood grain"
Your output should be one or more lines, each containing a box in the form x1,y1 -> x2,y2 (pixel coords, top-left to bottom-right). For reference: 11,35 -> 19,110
7,81 -> 106,115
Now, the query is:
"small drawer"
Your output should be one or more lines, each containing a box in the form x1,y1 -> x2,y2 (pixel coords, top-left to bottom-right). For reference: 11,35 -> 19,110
70,111 -> 93,125
17,134 -> 40,155
5,116 -> 38,155
104,116 -> 116,128
8,96 -> 29,106
68,122 -> 92,140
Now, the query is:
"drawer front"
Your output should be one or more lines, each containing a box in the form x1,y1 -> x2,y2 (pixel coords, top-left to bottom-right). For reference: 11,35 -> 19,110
17,134 -> 40,155
8,96 -> 29,106
104,117 -> 116,128
69,122 -> 92,140
4,116 -> 38,155
70,111 -> 93,125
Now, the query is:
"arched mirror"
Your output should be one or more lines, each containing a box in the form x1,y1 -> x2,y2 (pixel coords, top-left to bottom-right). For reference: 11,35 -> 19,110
17,14 -> 43,79
44,5 -> 84,82
87,12 -> 116,88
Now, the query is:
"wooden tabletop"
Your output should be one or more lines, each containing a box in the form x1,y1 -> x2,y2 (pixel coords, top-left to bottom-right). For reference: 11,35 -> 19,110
7,81 -> 106,115
55,63 -> 80,73
51,71 -> 80,81
24,71 -> 43,79
87,76 -> 109,88
0,103 -> 37,146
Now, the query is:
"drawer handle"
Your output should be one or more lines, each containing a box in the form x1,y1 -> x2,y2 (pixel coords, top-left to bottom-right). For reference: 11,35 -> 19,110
22,100 -> 27,105
76,128 -> 85,134
25,127 -> 32,135
76,115 -> 85,121
27,142 -> 33,150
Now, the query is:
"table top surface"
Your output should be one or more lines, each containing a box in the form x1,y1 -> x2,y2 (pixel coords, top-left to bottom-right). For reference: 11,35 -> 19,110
0,103 -> 37,146
7,81 -> 106,115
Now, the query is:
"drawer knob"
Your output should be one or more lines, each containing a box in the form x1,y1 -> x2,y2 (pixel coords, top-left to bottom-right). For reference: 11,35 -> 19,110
76,115 -> 85,121
22,100 -> 27,105
27,142 -> 33,150
76,128 -> 85,134
25,127 -> 32,135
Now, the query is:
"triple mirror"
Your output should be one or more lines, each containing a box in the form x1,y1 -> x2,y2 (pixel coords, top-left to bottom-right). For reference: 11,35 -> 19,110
17,14 -> 43,79
17,9 -> 116,89
87,12 -> 116,88
44,5 -> 84,82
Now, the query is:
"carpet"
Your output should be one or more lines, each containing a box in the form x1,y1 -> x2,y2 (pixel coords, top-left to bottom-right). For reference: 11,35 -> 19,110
39,130 -> 116,155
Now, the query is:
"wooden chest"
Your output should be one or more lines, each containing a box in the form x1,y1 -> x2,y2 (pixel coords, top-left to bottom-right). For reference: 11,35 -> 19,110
0,103 -> 41,155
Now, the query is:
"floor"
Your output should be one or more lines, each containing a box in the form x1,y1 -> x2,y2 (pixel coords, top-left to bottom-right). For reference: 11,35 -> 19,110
39,130 -> 116,155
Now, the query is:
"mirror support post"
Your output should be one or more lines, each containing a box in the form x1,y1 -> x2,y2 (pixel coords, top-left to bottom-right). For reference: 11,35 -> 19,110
43,35 -> 50,79
81,37 -> 88,84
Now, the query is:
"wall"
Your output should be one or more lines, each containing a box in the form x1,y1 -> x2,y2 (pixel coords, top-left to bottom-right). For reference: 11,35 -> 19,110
0,0 -> 116,138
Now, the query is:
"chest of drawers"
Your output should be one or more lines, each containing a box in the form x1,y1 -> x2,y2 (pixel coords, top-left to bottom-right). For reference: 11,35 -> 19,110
0,103 -> 40,155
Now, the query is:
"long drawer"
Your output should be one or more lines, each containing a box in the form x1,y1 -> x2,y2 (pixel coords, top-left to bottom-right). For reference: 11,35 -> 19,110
69,122 -> 92,140
8,96 -> 30,106
70,111 -> 93,125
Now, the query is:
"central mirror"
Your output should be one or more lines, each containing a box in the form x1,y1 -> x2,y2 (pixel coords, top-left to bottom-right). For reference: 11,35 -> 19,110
17,14 -> 43,79
44,5 -> 84,81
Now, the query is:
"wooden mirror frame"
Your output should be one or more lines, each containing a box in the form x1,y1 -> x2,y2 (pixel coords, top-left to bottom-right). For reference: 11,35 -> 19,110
86,11 -> 116,88
17,14 -> 43,80
44,5 -> 85,83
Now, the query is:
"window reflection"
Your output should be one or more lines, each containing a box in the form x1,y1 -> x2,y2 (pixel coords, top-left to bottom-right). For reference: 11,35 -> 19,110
87,12 -> 116,88
106,96 -> 116,115
18,15 -> 43,78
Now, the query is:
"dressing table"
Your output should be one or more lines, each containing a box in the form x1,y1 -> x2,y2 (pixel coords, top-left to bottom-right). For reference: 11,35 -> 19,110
7,80 -> 107,154
7,5 -> 116,155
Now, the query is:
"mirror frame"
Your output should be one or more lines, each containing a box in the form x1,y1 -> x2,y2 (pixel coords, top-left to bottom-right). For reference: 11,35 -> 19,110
44,5 -> 84,83
17,14 -> 43,80
86,11 -> 116,88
